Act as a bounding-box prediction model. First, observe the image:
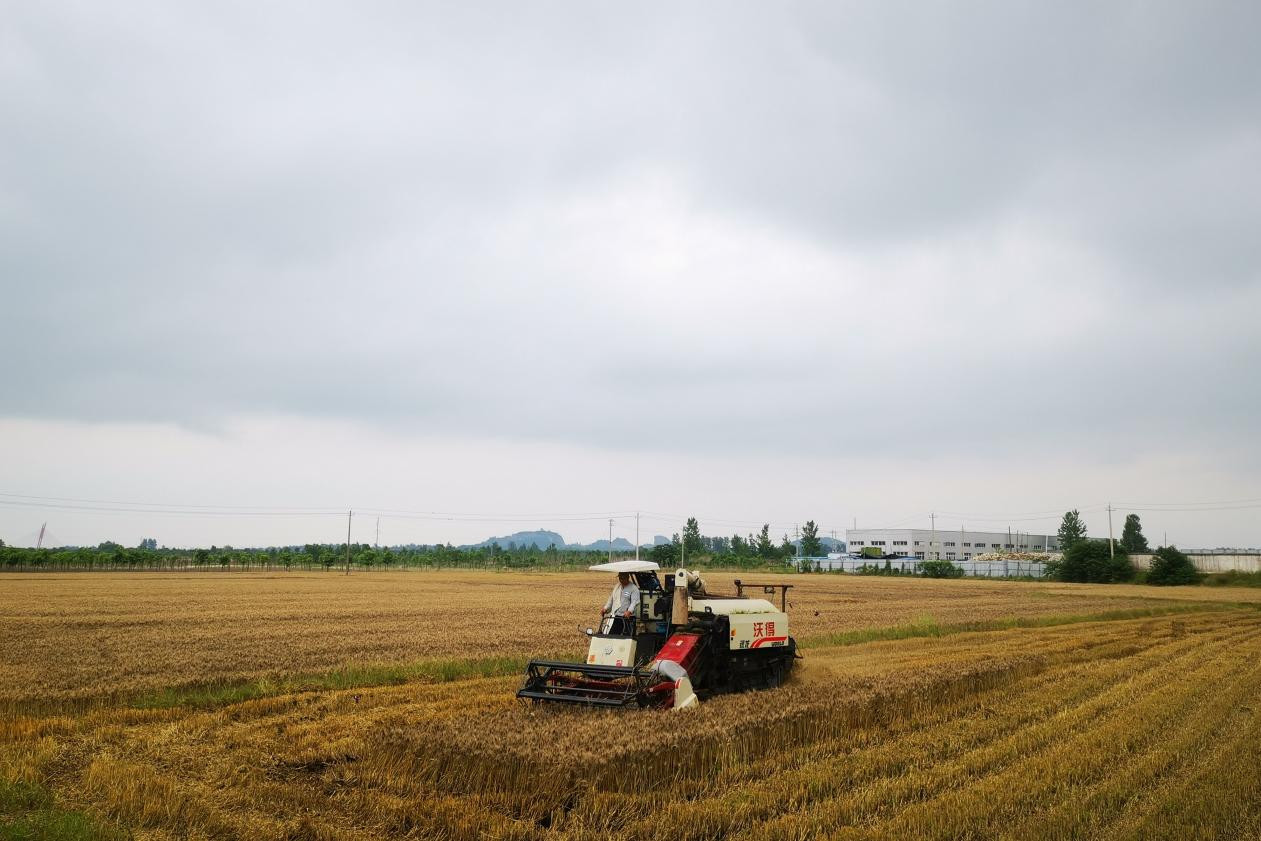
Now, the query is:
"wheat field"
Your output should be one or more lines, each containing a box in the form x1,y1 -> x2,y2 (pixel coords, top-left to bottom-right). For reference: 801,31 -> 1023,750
2,570 -> 1259,839
1,570 -> 1250,707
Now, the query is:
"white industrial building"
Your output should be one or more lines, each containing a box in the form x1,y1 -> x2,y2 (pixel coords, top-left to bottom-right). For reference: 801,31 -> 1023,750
846,528 -> 1059,560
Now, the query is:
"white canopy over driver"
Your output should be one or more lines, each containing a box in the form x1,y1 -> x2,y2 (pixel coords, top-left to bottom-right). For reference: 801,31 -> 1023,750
587,559 -> 660,573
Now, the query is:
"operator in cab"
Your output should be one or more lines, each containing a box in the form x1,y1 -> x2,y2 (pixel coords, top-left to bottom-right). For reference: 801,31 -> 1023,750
600,570 -> 639,634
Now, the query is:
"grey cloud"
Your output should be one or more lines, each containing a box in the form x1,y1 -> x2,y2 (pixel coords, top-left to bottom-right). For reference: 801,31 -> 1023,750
2,1 -> 1259,469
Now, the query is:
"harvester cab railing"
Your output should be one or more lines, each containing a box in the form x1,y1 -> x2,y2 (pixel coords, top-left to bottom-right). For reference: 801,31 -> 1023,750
732,580 -> 793,612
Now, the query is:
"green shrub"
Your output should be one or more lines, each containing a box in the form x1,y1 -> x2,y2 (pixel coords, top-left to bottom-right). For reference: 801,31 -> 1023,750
1055,540 -> 1134,583
1146,546 -> 1201,586
919,560 -> 964,578
1202,570 -> 1261,588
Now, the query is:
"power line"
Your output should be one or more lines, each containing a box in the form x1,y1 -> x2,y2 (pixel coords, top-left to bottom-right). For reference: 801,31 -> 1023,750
1112,495 -> 1261,508
3,489 -> 1258,541
1118,503 -> 1261,513
935,504 -> 1108,518
928,512 -> 1078,524
0,493 -> 639,523
0,492 -> 339,513
0,500 -> 344,517
362,509 -> 635,523
637,510 -> 800,529
867,512 -> 934,530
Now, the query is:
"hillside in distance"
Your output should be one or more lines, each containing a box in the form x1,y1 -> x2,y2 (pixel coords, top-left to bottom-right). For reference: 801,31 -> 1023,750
465,530 -> 566,550
464,530 -> 637,552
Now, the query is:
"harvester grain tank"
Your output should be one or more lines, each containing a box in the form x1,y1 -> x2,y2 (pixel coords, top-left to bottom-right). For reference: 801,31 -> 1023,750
517,560 -> 797,709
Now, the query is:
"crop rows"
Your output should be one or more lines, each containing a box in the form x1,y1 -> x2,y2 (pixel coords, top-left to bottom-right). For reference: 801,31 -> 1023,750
348,612 -> 1261,841
2,569 -> 1250,708
2,602 -> 1258,839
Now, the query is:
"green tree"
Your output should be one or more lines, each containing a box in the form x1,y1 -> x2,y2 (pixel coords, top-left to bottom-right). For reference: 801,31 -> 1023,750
650,537 -> 680,567
1119,514 -> 1149,553
919,559 -> 964,578
1054,539 -> 1133,583
800,520 -> 822,558
755,524 -> 775,559
682,518 -> 703,555
1146,545 -> 1199,586
1057,510 -> 1088,553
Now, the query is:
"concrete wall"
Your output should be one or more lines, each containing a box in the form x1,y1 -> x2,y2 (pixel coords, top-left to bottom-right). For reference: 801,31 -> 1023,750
804,552 -> 1260,576
1130,553 -> 1261,573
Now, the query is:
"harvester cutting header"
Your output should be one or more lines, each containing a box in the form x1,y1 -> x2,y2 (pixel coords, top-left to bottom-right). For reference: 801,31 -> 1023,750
517,560 -> 797,710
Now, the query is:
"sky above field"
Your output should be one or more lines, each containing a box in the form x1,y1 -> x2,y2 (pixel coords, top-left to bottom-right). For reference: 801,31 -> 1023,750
2,2 -> 1259,549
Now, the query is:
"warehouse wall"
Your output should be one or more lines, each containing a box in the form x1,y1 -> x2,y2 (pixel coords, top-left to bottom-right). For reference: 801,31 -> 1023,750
1130,553 -> 1261,573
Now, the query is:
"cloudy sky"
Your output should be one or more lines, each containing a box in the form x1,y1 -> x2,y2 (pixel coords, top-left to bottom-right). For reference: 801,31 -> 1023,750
2,1 -> 1259,549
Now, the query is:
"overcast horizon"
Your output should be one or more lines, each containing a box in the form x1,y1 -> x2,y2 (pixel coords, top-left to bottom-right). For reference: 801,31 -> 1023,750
3,2 -> 1259,551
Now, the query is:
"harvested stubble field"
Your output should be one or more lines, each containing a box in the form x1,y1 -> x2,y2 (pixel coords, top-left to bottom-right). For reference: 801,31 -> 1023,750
2,570 -> 1254,708
2,571 -> 1260,839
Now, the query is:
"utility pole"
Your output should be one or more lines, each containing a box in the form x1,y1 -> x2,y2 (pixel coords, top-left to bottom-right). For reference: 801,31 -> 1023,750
635,511 -> 640,562
1107,503 -> 1115,560
794,524 -> 800,561
375,517 -> 380,549
608,518 -> 614,563
930,512 -> 937,560
345,510 -> 352,575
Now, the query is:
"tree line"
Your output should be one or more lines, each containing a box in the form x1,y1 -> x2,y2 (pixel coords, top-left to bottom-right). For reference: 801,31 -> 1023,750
2,510 -> 1204,585
0,541 -> 634,572
642,517 -> 826,569
0,516 -> 827,572
1053,509 -> 1198,586
0,516 -> 827,574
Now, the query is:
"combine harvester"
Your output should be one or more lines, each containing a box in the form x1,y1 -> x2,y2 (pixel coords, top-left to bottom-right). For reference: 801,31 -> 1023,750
517,560 -> 797,710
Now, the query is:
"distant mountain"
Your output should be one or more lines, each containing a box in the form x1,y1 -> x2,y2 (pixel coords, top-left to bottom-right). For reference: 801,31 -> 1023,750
568,537 -> 636,552
466,530 -> 566,550
464,530 -> 844,554
464,531 -> 640,552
